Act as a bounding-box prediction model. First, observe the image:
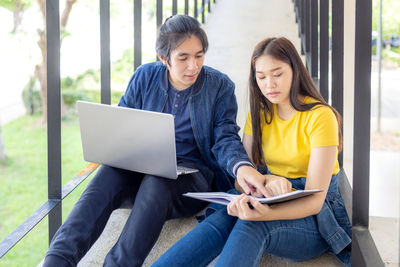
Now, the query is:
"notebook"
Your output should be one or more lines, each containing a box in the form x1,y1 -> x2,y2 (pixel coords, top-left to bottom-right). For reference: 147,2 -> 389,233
76,101 -> 198,179
184,189 -> 323,205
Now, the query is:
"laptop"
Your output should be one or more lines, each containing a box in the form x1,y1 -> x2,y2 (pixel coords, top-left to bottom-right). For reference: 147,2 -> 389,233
76,101 -> 198,179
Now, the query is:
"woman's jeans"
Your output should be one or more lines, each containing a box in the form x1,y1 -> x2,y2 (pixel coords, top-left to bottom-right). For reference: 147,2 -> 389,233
42,165 -> 210,267
153,173 -> 351,267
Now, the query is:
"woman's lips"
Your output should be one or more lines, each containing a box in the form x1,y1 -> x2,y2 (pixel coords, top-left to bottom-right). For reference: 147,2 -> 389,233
267,92 -> 280,98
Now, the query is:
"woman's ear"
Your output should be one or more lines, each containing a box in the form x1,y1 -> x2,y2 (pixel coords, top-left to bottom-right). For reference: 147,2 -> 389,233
158,54 -> 168,66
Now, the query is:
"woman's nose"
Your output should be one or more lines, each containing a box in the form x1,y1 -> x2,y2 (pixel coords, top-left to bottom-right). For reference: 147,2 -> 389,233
265,77 -> 275,88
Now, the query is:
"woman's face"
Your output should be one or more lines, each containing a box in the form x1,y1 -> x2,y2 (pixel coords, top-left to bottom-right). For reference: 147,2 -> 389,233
254,55 -> 293,106
161,35 -> 205,90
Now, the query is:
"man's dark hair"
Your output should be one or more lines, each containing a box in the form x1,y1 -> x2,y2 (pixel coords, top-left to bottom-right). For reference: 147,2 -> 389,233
156,14 -> 208,64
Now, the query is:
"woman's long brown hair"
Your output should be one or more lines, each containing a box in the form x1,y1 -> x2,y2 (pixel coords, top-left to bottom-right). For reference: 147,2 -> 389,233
249,37 -> 343,166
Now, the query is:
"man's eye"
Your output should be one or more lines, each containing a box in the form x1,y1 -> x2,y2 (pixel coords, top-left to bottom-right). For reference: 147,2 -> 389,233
196,54 -> 204,58
179,57 -> 187,61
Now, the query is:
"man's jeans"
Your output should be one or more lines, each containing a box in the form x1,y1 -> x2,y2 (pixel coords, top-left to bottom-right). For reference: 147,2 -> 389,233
43,165 -> 210,267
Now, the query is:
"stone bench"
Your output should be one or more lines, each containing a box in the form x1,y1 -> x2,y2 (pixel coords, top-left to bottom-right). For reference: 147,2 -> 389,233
77,208 -> 344,267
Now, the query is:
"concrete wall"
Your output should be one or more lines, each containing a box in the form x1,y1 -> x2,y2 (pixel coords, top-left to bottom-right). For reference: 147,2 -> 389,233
343,0 -> 356,185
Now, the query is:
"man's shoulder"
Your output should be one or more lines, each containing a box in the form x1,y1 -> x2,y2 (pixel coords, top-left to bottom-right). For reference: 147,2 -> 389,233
202,65 -> 234,88
136,61 -> 165,74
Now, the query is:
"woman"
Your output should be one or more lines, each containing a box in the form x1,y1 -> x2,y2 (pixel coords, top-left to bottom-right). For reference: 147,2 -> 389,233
153,37 -> 351,267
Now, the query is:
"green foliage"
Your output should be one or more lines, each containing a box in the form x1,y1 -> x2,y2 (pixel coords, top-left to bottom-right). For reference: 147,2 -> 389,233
0,0 -> 31,12
62,90 -> 92,106
61,69 -> 100,91
112,48 -> 134,84
372,0 -> 400,38
21,77 -> 42,114
0,114 -> 94,266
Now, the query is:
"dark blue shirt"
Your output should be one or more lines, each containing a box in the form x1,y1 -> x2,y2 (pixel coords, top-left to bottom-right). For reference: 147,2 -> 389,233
163,81 -> 210,173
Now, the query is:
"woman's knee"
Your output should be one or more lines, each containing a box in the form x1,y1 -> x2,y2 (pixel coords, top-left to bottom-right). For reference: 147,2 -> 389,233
201,208 -> 237,239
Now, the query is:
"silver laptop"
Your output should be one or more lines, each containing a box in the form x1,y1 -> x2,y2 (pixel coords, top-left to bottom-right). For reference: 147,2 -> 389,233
76,101 -> 198,179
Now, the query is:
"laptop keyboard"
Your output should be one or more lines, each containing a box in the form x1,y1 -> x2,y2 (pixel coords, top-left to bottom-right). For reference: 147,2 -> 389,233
177,166 -> 198,174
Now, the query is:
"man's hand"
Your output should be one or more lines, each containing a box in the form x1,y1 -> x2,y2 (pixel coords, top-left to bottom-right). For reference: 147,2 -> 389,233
236,165 -> 269,197
264,174 -> 292,196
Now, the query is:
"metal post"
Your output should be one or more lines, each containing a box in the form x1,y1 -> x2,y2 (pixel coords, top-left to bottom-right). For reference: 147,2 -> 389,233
172,0 -> 177,15
353,0 -> 371,231
201,0 -> 205,23
352,1 -> 384,263
156,0 -> 162,61
46,0 -> 62,243
310,0 -> 318,83
194,0 -> 198,19
185,0 -> 189,15
208,0 -> 211,13
332,0 -> 344,166
319,0 -> 329,101
300,0 -> 306,54
377,0 -> 382,132
134,0 -> 142,70
100,0 -> 111,105
305,0 -> 310,54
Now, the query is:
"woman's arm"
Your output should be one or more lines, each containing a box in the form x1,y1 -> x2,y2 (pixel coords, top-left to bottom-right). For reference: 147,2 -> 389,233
228,145 -> 337,221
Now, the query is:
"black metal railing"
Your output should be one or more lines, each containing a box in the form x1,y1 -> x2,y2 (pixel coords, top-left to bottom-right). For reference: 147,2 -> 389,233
293,0 -> 384,266
0,0 -> 216,258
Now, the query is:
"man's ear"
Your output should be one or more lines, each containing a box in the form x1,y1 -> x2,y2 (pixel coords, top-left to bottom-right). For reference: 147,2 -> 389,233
158,54 -> 168,66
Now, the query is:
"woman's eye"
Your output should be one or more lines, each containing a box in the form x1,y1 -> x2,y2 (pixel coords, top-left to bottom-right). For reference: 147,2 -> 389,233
257,76 -> 265,80
273,73 -> 282,77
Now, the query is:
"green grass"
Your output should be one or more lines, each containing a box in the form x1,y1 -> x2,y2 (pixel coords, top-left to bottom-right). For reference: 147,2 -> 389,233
0,113 -> 96,266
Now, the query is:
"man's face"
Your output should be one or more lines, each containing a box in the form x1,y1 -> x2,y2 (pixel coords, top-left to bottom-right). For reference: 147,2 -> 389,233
160,35 -> 205,90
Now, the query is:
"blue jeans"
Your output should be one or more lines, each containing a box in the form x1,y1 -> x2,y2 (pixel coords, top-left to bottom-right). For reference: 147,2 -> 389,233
153,173 -> 351,267
152,206 -> 330,267
43,165 -> 211,267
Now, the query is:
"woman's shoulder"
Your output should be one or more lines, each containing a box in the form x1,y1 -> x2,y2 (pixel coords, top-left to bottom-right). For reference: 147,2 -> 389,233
303,96 -> 333,114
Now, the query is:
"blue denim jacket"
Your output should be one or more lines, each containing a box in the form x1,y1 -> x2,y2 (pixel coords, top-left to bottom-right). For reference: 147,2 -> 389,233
289,171 -> 352,265
119,62 -> 252,191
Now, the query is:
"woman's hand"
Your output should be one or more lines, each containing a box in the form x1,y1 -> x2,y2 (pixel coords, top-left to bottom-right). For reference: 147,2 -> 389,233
264,174 -> 292,196
227,194 -> 271,221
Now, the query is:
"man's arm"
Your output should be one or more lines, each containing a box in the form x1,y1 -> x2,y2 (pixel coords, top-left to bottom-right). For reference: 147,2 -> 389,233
210,78 -> 268,197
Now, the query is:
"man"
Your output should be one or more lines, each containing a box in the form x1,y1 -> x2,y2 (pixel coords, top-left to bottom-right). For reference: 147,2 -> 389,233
43,14 -> 267,267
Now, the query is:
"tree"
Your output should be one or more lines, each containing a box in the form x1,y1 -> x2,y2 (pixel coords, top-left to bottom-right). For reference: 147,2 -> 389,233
35,0 -> 77,124
0,0 -> 31,33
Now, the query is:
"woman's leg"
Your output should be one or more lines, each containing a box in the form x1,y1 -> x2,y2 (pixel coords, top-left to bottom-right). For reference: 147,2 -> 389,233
104,171 -> 211,267
215,216 -> 330,267
152,206 -> 238,267
43,165 -> 143,267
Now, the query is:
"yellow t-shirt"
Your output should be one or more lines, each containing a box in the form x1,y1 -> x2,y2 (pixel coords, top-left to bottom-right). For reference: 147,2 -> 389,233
244,96 -> 340,178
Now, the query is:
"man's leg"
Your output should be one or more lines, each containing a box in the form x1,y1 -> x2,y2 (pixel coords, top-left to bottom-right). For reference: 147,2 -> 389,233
43,166 -> 143,267
103,171 -> 210,267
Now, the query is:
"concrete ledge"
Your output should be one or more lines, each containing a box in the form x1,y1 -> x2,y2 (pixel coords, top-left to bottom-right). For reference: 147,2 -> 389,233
77,208 -> 344,267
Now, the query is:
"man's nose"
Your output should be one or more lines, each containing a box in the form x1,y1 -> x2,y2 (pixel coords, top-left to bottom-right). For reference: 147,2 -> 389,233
188,58 -> 199,70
